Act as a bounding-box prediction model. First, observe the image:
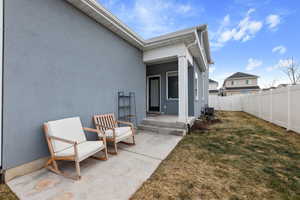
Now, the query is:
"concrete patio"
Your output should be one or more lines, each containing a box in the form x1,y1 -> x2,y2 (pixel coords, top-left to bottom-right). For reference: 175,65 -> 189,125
7,131 -> 182,200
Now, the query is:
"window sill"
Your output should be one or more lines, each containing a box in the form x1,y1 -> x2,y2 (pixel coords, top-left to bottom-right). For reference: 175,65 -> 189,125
167,98 -> 179,101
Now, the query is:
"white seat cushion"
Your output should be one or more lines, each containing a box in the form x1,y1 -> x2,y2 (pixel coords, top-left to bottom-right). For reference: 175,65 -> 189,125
105,127 -> 132,138
46,117 -> 86,153
55,141 -> 104,161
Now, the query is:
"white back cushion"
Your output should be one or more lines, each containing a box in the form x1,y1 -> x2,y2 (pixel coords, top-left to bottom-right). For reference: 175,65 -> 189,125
46,117 -> 86,153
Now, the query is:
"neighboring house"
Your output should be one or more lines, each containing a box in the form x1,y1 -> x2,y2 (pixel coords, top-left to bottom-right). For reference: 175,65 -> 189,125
0,0 -> 212,181
277,84 -> 289,88
222,72 -> 260,96
262,87 -> 276,91
209,79 -> 219,95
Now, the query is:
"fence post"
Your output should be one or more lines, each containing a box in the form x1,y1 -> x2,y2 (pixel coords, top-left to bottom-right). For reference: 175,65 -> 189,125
270,89 -> 273,123
287,85 -> 291,131
259,91 -> 262,118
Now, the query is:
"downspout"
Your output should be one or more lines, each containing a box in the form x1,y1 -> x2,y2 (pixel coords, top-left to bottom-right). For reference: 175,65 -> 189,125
187,30 -> 207,72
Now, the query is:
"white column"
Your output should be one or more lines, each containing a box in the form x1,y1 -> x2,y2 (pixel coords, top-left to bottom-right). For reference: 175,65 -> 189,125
178,55 -> 188,122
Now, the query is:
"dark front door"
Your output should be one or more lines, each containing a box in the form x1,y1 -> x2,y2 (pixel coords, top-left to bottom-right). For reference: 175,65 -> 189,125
149,77 -> 160,112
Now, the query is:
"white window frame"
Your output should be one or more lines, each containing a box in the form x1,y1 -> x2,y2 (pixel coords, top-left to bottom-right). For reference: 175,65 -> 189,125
194,72 -> 199,101
166,71 -> 179,100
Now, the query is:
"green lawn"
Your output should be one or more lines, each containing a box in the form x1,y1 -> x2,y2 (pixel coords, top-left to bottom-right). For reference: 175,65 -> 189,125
131,111 -> 300,200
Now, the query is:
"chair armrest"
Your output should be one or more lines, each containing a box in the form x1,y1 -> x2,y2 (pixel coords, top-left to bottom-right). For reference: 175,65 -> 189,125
83,127 -> 106,139
117,121 -> 134,127
83,127 -> 100,134
49,136 -> 76,145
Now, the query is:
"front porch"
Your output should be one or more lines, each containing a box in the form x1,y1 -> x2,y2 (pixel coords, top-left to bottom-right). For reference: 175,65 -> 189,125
143,29 -> 210,123
138,114 -> 196,136
145,114 -> 196,127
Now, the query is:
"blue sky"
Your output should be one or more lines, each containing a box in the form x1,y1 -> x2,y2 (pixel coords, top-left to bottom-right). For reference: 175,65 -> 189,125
98,0 -> 300,88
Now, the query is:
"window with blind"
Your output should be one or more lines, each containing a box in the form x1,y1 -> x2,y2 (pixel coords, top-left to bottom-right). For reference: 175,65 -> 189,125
167,71 -> 178,99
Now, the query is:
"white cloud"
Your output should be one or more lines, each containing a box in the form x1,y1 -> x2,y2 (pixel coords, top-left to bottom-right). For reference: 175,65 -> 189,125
272,45 -> 287,54
211,9 -> 263,50
246,58 -> 263,71
99,0 -> 203,38
266,14 -> 281,30
267,58 -> 293,71
247,8 -> 256,15
223,14 -> 231,26
260,75 -> 290,88
177,5 -> 192,14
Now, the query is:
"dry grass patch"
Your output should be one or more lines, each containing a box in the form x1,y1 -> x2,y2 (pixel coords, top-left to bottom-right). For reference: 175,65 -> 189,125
131,111 -> 300,200
0,184 -> 18,200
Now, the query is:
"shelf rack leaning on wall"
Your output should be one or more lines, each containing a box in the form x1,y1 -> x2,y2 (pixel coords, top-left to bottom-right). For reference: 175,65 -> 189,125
118,91 -> 137,127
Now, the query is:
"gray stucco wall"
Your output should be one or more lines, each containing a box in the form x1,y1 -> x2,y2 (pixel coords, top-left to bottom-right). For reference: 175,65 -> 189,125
3,0 -> 146,169
147,61 -> 178,115
194,62 -> 202,118
188,65 -> 194,116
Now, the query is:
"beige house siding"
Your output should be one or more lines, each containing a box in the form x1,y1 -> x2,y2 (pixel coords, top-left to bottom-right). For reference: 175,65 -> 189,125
209,82 -> 218,90
225,78 -> 258,88
226,89 -> 259,96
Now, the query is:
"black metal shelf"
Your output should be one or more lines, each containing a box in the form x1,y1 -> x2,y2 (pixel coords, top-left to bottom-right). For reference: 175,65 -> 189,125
118,92 -> 137,127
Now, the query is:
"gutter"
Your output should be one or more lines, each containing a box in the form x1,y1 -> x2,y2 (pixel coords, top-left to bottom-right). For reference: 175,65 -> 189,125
186,30 -> 208,72
66,0 -> 214,61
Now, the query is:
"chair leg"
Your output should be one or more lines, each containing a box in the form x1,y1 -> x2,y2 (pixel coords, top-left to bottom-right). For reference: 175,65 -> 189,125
92,148 -> 108,161
52,159 -> 59,171
120,135 -> 135,146
114,142 -> 118,154
45,158 -> 59,172
132,135 -> 136,145
104,147 -> 108,160
75,161 -> 81,180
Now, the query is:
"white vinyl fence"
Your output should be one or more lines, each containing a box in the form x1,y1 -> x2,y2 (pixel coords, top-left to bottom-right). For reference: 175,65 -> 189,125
209,84 -> 300,134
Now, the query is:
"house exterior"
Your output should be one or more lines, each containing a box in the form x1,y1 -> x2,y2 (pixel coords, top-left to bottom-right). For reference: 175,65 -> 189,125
209,79 -> 219,95
222,72 -> 260,96
0,0 -> 212,181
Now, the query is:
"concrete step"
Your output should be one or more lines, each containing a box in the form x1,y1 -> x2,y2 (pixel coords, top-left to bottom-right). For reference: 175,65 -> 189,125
140,119 -> 187,129
138,124 -> 186,136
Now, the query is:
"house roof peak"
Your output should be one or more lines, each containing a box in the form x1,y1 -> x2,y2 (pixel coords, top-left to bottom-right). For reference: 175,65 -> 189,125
226,72 -> 259,79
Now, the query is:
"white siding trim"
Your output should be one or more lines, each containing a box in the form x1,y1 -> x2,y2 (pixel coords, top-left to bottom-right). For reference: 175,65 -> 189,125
178,56 -> 188,122
166,71 -> 179,101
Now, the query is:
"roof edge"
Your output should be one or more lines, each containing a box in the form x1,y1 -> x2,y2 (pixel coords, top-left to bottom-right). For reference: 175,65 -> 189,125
66,0 -> 213,65
66,0 -> 145,49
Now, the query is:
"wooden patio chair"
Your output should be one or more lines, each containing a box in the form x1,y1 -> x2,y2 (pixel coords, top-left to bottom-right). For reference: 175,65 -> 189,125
93,114 -> 135,154
43,117 -> 108,180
